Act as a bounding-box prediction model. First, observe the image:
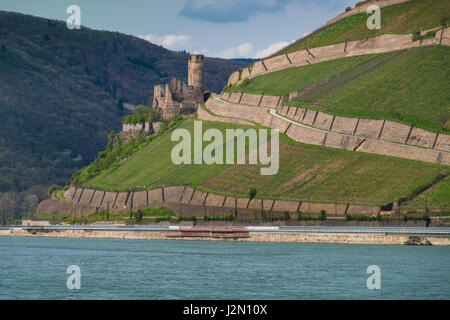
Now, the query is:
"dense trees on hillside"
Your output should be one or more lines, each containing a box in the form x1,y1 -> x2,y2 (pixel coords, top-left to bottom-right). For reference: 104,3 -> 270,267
0,11 -> 248,218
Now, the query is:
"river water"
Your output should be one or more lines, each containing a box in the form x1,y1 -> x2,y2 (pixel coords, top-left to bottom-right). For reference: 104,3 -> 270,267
0,236 -> 448,299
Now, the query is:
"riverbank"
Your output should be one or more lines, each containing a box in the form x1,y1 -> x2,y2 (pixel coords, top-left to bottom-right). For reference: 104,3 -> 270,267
2,228 -> 450,246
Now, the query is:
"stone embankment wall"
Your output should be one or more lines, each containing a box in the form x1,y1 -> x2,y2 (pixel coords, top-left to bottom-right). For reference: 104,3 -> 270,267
3,228 -> 450,246
205,98 -> 450,166
228,29 -> 450,86
36,185 -> 381,218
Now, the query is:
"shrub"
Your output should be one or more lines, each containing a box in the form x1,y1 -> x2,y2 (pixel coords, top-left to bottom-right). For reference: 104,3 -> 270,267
345,6 -> 352,12
412,33 -> 423,42
283,211 -> 290,221
261,210 -> 267,221
222,84 -> 232,92
319,209 -> 326,221
47,184 -> 59,196
203,215 -> 235,222
249,188 -> 257,200
424,30 -> 437,39
444,119 -> 450,131
240,77 -> 250,88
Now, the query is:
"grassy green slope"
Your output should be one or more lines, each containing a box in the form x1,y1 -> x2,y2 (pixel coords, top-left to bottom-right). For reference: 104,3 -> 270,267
84,118 -> 449,207
274,0 -> 449,56
231,46 -> 450,133
291,46 -> 450,133
231,54 -> 374,95
403,175 -> 450,209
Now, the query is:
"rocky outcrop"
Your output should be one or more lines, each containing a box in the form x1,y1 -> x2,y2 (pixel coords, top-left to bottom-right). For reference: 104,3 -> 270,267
404,236 -> 433,246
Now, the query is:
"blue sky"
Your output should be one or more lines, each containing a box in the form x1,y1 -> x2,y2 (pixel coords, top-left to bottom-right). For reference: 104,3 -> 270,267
0,0 -> 357,58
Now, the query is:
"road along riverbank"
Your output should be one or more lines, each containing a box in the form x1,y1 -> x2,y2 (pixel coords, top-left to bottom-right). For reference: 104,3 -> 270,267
1,226 -> 450,246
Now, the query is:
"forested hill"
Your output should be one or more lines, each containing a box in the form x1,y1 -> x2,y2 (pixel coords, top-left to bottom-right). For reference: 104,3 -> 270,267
0,11 -> 248,213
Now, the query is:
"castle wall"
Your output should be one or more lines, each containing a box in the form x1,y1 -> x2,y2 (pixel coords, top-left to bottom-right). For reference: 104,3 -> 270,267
154,55 -> 204,120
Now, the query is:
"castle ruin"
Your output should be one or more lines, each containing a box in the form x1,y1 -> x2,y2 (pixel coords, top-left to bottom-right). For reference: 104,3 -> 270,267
153,54 -> 204,119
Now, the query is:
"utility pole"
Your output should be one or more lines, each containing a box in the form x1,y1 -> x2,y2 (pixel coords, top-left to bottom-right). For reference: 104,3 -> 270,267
335,200 -> 337,219
0,200 -> 5,226
308,195 -> 311,219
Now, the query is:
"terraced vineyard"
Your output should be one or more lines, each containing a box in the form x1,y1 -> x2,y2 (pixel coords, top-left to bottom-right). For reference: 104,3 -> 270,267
274,0 -> 449,56
84,118 -> 449,207
231,46 -> 450,133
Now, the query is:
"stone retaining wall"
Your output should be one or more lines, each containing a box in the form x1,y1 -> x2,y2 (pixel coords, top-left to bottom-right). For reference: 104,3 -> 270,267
227,29 -> 447,86
37,186 -> 381,219
206,99 -> 450,165
217,98 -> 450,156
197,104 -> 254,126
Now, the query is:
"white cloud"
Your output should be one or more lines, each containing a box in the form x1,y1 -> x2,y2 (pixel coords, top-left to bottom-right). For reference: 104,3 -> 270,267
254,40 -> 293,58
215,40 -> 294,59
139,34 -> 192,51
216,42 -> 254,59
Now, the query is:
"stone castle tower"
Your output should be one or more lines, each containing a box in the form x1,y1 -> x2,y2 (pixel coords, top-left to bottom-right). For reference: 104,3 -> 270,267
153,54 -> 205,119
188,54 -> 204,92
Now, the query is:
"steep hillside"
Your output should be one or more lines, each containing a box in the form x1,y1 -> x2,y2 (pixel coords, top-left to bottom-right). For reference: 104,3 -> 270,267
34,1 -> 450,220
0,11 -> 248,212
274,0 -> 449,56
230,46 -> 450,133
81,118 -> 449,208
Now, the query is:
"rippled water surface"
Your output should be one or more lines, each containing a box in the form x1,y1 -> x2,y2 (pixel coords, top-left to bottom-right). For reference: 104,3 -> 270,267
0,236 -> 449,299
